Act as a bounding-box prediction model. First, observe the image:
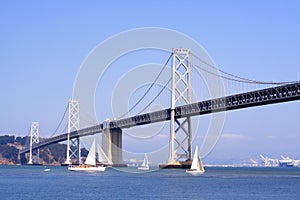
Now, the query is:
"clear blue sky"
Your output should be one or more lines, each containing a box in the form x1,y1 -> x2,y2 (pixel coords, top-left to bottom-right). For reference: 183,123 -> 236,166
1,0 -> 300,164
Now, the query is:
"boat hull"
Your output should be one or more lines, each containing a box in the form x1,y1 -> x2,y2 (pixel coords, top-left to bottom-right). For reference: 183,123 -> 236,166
68,165 -> 106,172
138,167 -> 149,171
185,170 -> 205,176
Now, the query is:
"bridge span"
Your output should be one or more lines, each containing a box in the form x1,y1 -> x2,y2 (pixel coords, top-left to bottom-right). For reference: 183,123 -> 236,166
20,81 -> 300,154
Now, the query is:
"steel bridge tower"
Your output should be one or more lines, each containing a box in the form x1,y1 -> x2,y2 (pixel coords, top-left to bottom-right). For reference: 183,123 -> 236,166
65,99 -> 81,165
28,122 -> 40,164
167,48 -> 192,165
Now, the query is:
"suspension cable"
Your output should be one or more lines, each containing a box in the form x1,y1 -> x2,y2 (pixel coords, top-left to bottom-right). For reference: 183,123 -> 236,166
50,103 -> 69,137
81,111 -> 98,125
191,53 -> 296,85
24,127 -> 32,147
191,62 -> 268,84
118,52 -> 173,119
137,77 -> 171,115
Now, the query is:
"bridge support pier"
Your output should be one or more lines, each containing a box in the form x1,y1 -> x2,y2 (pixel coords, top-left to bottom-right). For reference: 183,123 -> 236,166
102,119 -> 123,166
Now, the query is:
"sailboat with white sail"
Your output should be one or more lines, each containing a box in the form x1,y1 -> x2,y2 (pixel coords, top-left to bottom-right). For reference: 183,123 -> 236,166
186,145 -> 205,176
68,139 -> 110,172
138,154 -> 149,171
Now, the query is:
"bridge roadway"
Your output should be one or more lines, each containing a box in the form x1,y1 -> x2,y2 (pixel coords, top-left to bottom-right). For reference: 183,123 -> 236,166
20,82 -> 300,154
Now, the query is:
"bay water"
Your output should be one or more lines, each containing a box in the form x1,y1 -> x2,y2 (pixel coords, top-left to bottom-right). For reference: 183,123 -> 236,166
1,165 -> 300,199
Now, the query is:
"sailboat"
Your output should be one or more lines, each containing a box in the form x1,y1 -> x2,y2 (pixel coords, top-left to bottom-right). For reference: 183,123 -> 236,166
68,139 -> 109,172
138,154 -> 149,171
186,145 -> 205,176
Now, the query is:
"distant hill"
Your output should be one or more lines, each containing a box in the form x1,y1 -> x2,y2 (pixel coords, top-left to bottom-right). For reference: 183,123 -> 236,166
0,135 -> 21,165
0,135 -> 88,165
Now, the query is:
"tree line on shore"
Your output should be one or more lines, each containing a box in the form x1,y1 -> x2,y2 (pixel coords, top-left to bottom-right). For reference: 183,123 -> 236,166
0,135 -> 87,165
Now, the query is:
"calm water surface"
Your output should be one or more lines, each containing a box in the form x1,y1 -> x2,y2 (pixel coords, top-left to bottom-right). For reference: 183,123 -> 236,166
1,165 -> 300,199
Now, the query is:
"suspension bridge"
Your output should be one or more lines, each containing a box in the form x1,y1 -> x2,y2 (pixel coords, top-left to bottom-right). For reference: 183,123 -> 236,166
20,48 -> 300,168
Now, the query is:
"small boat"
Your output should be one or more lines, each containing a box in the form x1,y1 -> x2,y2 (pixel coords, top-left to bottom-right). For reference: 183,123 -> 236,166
43,167 -> 51,172
138,154 -> 149,171
68,139 -> 108,172
186,145 -> 205,176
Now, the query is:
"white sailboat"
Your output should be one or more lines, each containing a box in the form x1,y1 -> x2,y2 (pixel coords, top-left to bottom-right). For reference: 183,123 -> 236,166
186,145 -> 205,176
68,139 -> 107,172
138,154 -> 149,171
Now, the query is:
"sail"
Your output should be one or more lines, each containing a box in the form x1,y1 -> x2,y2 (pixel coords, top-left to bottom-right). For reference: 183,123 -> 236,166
197,152 -> 204,171
190,146 -> 199,170
186,145 -> 205,175
96,142 -> 112,164
85,139 -> 96,166
141,154 -> 148,167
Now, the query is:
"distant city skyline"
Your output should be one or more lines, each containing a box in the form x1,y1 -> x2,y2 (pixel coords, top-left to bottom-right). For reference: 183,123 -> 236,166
1,1 -> 300,164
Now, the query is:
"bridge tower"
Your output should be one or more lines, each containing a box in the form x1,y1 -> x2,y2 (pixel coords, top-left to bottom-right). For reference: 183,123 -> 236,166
28,122 -> 40,164
65,99 -> 81,165
167,48 -> 192,165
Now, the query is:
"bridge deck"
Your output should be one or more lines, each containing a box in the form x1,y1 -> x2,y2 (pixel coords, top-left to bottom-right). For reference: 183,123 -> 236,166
20,82 -> 300,154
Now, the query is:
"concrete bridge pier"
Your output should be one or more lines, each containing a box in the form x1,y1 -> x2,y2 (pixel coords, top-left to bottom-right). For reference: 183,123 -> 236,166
102,119 -> 124,167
